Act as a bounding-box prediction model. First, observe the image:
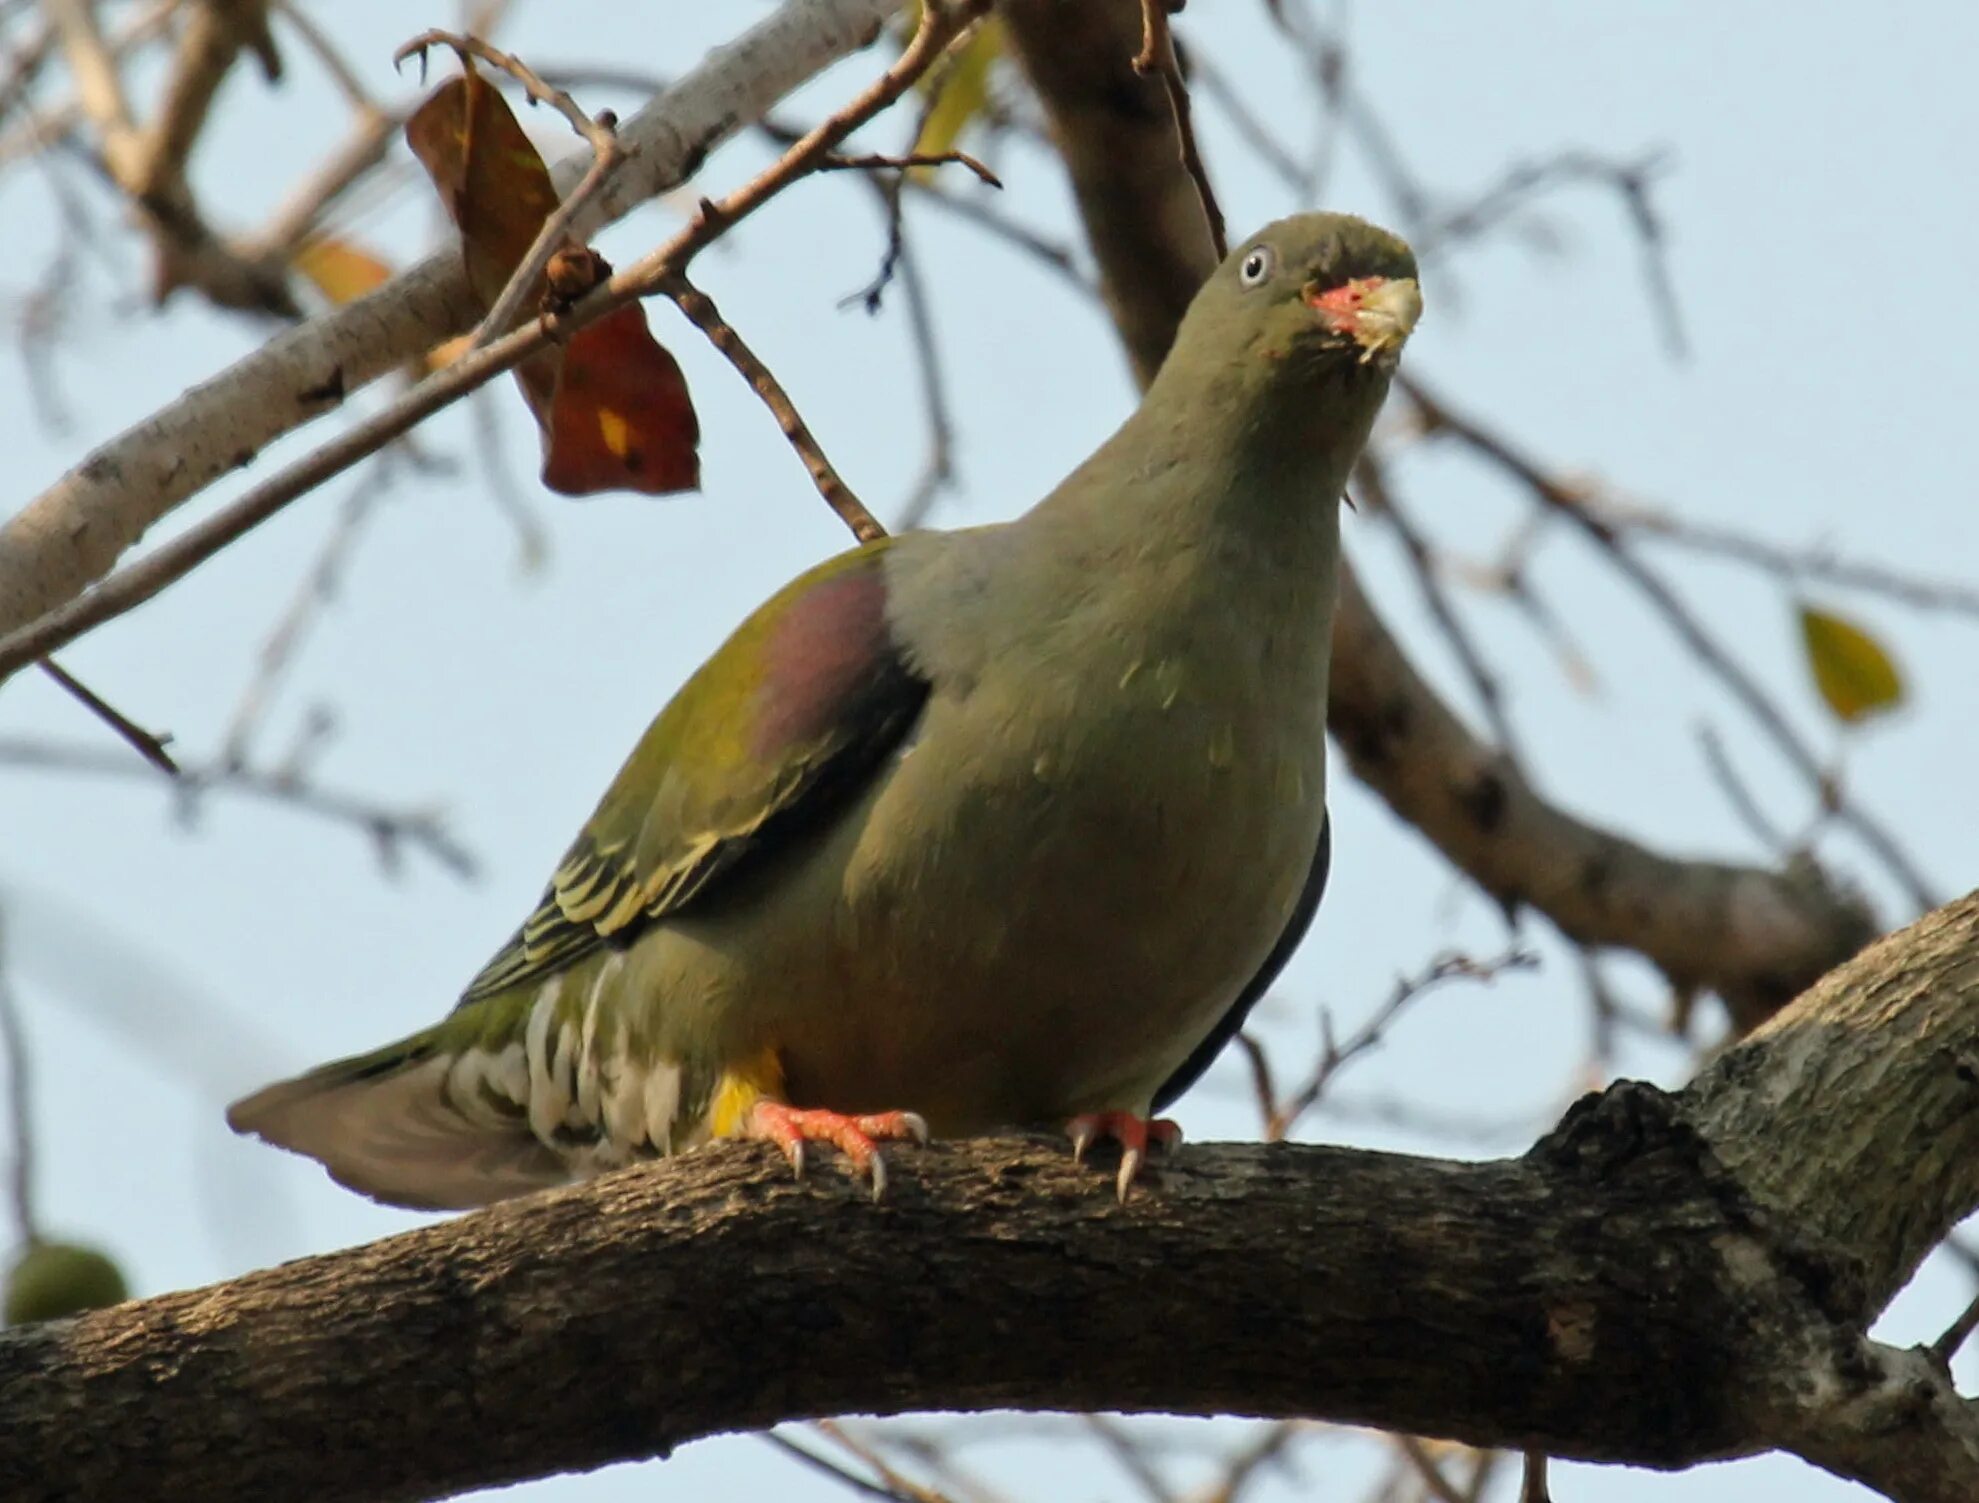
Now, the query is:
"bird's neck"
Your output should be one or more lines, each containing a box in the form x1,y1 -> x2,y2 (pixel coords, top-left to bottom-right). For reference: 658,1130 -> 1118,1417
1034,360 -> 1387,576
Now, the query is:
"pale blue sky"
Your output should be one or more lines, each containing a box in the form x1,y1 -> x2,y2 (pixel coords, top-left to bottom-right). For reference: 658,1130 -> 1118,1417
2,3 -> 1976,1500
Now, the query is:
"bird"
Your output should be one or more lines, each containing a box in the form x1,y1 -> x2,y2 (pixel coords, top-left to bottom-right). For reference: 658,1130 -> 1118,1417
228,212 -> 1423,1209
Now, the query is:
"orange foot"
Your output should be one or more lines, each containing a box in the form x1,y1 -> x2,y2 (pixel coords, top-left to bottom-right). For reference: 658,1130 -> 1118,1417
1066,1111 -> 1183,1201
745,1102 -> 929,1200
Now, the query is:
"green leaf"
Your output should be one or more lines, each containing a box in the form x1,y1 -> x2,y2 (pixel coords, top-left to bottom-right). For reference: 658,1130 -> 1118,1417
1797,603 -> 1904,724
913,18 -> 1003,164
5,1241 -> 129,1324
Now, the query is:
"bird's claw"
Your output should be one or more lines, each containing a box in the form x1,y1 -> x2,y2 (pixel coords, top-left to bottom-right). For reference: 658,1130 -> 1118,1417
1064,1111 -> 1182,1200
744,1102 -> 928,1201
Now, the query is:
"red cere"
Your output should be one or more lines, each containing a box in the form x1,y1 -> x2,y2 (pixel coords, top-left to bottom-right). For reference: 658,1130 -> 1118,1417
1306,275 -> 1387,334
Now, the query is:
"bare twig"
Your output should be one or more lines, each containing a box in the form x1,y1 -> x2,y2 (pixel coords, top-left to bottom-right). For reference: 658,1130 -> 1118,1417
1394,1435 -> 1470,1503
0,0 -> 900,643
249,103 -> 399,266
1421,149 -> 1686,357
0,738 -> 476,879
1184,47 -> 1305,194
218,466 -> 398,768
0,0 -> 991,679
1697,724 -> 1787,854
662,271 -> 883,542
1403,374 -> 1940,914
815,1421 -> 959,1503
822,148 -> 1001,187
1131,0 -> 1226,259
1086,1416 -> 1178,1503
902,176 -> 1091,288
270,0 -> 368,110
0,0 -> 176,168
0,908 -> 37,1245
888,227 -> 957,526
1270,949 -> 1538,1141
1356,454 -> 1524,766
1191,1420 -> 1299,1503
1607,501 -> 1979,619
44,0 -> 139,172
467,385 -> 550,574
766,1432 -> 926,1503
35,658 -> 177,774
393,30 -> 626,350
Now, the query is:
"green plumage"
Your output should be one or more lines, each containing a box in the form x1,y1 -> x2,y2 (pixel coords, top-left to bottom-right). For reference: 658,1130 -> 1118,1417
229,214 -> 1422,1208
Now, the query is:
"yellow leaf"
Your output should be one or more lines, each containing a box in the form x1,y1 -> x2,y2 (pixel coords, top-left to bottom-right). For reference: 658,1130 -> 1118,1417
292,237 -> 393,305
913,18 -> 1003,164
1797,603 -> 1904,724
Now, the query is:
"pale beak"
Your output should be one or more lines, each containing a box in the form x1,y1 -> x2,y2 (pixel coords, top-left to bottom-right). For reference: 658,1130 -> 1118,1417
1306,276 -> 1424,363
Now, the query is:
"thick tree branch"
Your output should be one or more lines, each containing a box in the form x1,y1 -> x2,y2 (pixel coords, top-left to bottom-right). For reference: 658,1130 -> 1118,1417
4,890 -> 1976,1503
0,0 -> 906,640
998,0 -> 1876,1025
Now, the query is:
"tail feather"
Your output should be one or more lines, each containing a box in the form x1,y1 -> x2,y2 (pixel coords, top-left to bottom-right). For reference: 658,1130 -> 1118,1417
227,1036 -> 569,1211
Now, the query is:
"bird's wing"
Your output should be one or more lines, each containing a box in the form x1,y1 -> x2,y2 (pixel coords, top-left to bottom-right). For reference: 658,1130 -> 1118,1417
459,539 -> 929,1003
1151,814 -> 1331,1112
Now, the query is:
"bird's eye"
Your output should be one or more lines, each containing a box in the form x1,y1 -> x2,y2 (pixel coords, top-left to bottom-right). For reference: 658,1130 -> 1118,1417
1238,246 -> 1275,287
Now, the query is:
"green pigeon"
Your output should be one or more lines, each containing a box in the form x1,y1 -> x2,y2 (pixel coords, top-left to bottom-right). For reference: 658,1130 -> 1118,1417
229,213 -> 1423,1207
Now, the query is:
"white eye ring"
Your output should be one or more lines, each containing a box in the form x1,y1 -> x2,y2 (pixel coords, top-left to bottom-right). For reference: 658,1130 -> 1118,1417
1238,245 -> 1275,287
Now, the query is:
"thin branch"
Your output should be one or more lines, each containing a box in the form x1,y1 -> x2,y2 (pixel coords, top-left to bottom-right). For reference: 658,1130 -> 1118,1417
248,105 -> 398,265
0,738 -> 476,879
0,0 -> 990,678
1393,1436 -> 1468,1503
814,1420 -> 960,1503
888,228 -> 956,526
1269,949 -> 1538,1142
1606,500 -> 1979,620
0,0 -> 905,643
271,0 -> 370,111
821,148 -> 1001,187
1356,453 -> 1524,768
662,271 -> 884,543
1131,0 -> 1226,259
0,0 -> 177,169
1184,46 -> 1305,194
1086,1416 -> 1178,1503
901,176 -> 1090,289
1420,149 -> 1686,358
1697,723 -> 1787,854
35,657 -> 178,774
1403,374 -> 1940,914
765,1433 -> 932,1503
1191,1420 -> 1299,1503
217,464 -> 398,768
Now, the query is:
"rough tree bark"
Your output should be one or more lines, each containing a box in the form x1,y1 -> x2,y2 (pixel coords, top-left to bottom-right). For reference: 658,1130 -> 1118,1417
998,0 -> 1876,1024
3,891 -> 1976,1503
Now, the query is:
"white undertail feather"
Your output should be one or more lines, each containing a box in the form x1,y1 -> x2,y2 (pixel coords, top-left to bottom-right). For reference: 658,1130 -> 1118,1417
230,956 -> 695,1209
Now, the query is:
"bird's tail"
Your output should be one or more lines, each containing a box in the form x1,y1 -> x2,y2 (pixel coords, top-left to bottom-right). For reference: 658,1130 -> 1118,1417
226,1025 -> 568,1211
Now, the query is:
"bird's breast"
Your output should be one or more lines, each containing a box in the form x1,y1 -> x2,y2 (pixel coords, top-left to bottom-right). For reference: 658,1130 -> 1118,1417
780,584 -> 1330,1127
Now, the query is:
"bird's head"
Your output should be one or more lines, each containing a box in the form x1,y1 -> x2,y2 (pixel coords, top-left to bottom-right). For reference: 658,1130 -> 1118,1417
1157,213 -> 1422,418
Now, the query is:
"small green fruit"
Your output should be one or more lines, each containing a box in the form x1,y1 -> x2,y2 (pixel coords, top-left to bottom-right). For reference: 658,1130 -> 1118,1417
4,1241 -> 129,1325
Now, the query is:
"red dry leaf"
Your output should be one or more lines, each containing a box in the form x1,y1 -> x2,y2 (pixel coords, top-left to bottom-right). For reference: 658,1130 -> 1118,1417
545,305 -> 700,493
406,60 -> 699,496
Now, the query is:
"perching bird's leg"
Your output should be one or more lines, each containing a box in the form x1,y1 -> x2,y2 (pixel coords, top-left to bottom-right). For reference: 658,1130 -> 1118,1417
743,1102 -> 929,1200
1066,1111 -> 1183,1200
